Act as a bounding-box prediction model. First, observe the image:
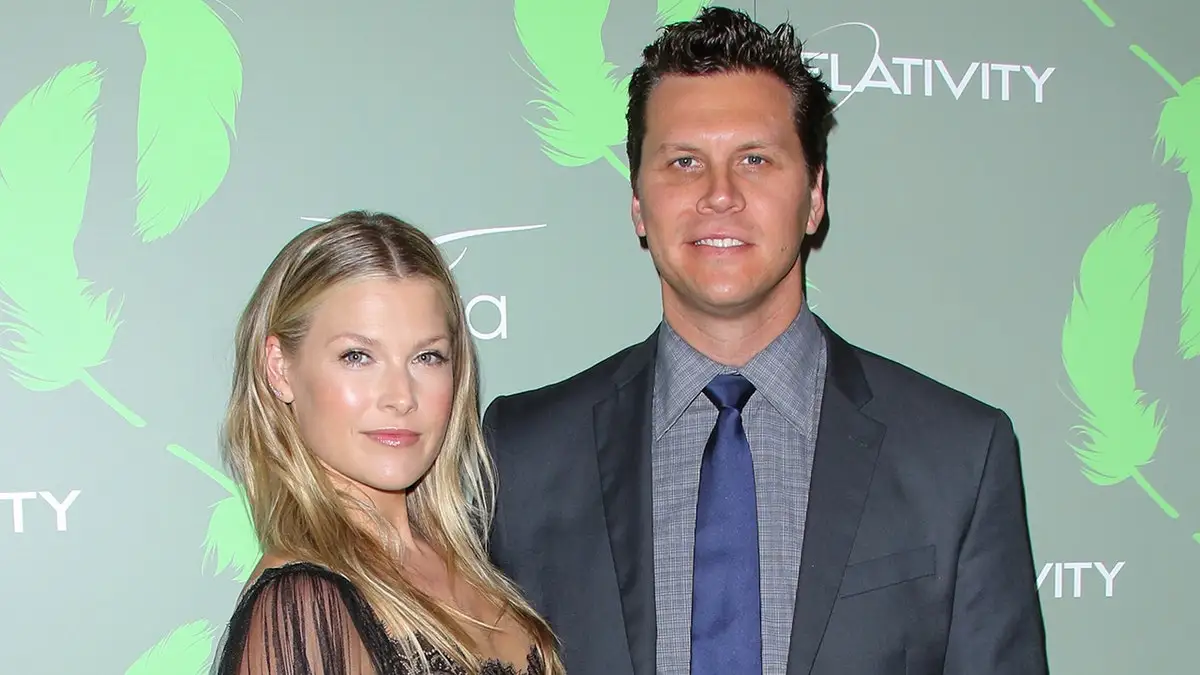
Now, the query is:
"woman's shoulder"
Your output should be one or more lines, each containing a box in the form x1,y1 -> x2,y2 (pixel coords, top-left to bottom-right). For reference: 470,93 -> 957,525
233,556 -> 371,618
213,557 -> 398,674
244,557 -> 347,589
243,553 -> 340,585
225,554 -> 389,643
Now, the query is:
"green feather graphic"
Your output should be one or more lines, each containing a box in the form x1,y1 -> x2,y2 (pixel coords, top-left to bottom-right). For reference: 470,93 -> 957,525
202,487 -> 261,582
124,620 -> 216,675
164,442 -> 260,579
1061,203 -> 1177,518
656,0 -> 710,26
103,0 -> 243,242
1154,76 -> 1200,358
514,0 -> 631,178
1078,0 -> 1199,546
0,62 -> 145,426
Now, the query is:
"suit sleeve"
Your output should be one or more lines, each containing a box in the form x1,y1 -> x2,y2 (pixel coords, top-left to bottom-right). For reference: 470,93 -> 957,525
943,410 -> 1049,674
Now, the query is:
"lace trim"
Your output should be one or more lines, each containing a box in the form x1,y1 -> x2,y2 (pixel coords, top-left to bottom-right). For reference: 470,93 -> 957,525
389,640 -> 543,675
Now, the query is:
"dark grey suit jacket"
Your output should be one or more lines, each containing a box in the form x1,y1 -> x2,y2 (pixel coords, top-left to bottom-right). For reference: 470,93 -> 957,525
482,317 -> 1049,674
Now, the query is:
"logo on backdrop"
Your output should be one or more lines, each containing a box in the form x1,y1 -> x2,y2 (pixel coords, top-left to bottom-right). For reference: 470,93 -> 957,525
1060,3 -> 1200,549
0,490 -> 81,533
1036,560 -> 1126,599
300,217 -> 546,341
799,22 -> 1055,107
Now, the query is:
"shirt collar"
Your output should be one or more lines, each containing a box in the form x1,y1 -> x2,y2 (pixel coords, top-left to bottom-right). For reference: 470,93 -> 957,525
652,300 -> 825,439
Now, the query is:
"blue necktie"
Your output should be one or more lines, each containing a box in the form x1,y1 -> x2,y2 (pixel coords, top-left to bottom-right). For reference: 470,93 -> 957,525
690,372 -> 762,675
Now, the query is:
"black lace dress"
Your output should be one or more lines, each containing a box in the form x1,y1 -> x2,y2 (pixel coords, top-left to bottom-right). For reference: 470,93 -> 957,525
211,562 -> 545,675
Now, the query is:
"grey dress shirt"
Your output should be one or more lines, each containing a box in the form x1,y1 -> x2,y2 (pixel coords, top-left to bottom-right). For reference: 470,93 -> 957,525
651,302 -> 828,675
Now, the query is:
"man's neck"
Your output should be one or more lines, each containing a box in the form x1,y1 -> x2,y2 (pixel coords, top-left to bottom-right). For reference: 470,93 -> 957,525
662,291 -> 804,368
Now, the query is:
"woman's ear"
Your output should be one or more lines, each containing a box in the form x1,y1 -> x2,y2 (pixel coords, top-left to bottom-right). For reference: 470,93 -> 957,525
264,335 -> 294,404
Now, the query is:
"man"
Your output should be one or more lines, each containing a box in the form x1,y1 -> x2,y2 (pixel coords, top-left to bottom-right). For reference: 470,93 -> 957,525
483,7 -> 1047,675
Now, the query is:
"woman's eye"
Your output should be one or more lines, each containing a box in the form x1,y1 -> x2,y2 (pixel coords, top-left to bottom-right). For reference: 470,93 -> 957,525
416,350 -> 448,366
340,350 -> 370,366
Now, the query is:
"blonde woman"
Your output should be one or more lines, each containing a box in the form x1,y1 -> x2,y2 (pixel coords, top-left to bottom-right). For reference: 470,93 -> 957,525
211,211 -> 562,675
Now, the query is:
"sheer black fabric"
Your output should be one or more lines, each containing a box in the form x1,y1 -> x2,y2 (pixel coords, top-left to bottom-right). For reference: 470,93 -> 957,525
211,563 -> 544,675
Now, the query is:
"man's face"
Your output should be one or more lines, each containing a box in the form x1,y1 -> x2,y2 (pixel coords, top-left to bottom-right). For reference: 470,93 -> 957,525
632,70 -> 824,320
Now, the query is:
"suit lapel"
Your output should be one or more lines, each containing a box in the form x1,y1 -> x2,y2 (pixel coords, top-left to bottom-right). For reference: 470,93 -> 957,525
593,332 -> 658,675
787,320 -> 886,675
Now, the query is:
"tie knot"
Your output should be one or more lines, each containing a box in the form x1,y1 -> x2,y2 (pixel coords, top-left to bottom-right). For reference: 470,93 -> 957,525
703,373 -> 756,411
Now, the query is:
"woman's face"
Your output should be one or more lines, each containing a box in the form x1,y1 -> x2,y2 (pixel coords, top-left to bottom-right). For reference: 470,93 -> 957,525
266,276 -> 456,500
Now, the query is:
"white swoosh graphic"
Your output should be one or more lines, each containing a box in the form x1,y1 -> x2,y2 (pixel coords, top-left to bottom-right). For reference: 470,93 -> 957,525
298,218 -> 546,269
805,21 -> 882,111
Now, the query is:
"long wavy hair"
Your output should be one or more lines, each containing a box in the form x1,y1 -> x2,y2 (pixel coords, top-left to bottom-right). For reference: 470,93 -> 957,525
222,210 -> 562,673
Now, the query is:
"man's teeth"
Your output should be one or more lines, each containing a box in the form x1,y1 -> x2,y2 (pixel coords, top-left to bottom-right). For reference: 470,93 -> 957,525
694,238 -> 745,248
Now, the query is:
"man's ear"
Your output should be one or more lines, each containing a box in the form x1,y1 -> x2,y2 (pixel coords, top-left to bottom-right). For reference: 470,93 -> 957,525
632,192 -> 647,238
806,165 -> 826,236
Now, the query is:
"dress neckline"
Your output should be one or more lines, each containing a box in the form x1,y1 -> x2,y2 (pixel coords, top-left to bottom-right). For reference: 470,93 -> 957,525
256,561 -> 544,675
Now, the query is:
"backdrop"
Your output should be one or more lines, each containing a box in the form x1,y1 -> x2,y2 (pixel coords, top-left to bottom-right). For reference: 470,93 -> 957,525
1,0 -> 1196,672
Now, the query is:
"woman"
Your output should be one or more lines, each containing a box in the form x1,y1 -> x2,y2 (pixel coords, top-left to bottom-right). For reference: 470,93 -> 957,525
211,211 -> 563,674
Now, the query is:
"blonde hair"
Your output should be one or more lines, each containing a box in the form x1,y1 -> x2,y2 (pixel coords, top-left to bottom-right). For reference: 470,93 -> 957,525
223,210 -> 563,673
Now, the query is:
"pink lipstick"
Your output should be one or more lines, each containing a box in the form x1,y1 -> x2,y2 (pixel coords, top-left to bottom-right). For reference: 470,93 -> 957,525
364,429 -> 420,447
